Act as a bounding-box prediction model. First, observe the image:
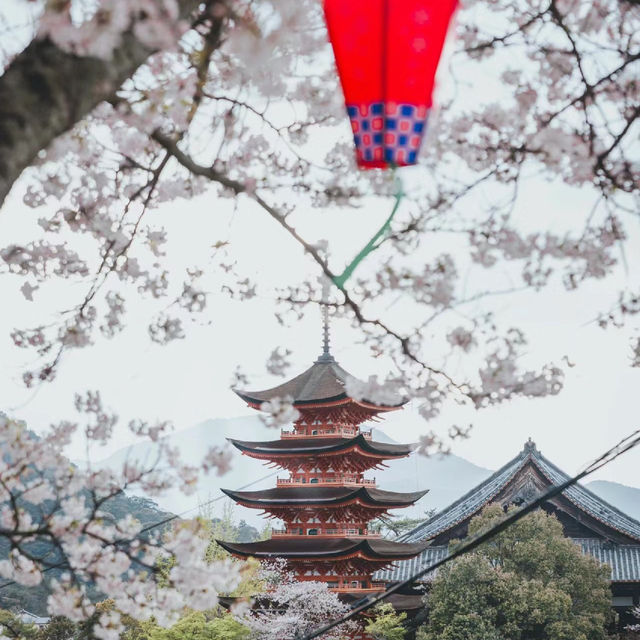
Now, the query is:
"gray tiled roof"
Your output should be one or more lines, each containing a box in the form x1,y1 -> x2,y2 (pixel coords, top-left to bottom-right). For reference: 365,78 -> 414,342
400,440 -> 640,544
576,539 -> 640,582
532,454 -> 640,542
375,545 -> 448,582
234,359 -> 405,408
218,536 -> 429,559
376,539 -> 640,583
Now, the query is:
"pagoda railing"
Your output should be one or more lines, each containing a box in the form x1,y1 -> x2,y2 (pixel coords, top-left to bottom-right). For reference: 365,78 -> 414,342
280,428 -> 373,439
271,529 -> 381,538
328,586 -> 386,594
329,583 -> 386,593
276,477 -> 376,487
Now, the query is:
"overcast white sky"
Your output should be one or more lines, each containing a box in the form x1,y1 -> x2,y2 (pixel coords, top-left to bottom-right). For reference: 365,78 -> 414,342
1,171 -> 639,489
0,0 -> 639,493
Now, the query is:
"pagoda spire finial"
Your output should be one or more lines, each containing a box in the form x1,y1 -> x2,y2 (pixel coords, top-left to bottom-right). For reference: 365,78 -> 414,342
321,303 -> 331,357
316,263 -> 335,363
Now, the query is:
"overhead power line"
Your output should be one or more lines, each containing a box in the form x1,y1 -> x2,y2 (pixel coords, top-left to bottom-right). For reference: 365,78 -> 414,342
296,429 -> 640,640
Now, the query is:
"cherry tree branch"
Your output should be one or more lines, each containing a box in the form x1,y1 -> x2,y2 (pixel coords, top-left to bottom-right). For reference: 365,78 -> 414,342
151,130 -> 470,394
0,0 -> 222,207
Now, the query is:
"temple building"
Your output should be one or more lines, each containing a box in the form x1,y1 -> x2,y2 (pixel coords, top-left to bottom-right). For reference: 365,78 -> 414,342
218,325 -> 428,599
378,439 -> 640,627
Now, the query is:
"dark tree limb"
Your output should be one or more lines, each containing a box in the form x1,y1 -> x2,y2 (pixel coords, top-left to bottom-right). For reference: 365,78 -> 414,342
0,0 -> 210,208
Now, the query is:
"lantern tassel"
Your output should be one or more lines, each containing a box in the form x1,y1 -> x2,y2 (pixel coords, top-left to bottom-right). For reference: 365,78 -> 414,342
332,172 -> 404,290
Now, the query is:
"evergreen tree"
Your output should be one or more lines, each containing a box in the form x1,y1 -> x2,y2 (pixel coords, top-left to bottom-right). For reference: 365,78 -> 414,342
418,506 -> 614,640
147,611 -> 249,640
365,603 -> 408,640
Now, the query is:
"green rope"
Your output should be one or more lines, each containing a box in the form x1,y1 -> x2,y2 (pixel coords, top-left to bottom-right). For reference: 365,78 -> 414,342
332,174 -> 404,290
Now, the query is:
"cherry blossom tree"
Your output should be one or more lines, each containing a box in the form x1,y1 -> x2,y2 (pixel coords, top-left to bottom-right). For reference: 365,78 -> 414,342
627,606 -> 640,633
0,0 -> 637,431
0,404 -> 234,638
0,0 -> 638,625
234,561 -> 358,640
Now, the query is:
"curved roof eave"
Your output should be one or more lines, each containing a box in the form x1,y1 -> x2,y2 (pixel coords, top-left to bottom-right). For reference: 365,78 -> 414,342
216,537 -> 429,559
233,359 -> 407,410
399,441 -> 640,544
226,434 -> 414,457
221,486 -> 429,507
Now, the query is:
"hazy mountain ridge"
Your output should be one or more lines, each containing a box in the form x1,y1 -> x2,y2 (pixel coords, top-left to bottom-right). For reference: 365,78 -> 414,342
87,416 -> 640,525
584,480 -> 640,521
87,417 -> 496,523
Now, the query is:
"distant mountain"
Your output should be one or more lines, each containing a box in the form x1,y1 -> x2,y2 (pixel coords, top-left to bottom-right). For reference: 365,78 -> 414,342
87,416 -> 640,527
88,416 -> 282,525
88,417 -> 494,525
373,448 -> 493,520
0,473 -> 174,615
584,480 -> 640,522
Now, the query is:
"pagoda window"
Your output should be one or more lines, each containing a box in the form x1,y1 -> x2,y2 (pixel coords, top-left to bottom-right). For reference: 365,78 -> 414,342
327,581 -> 339,588
308,528 -> 319,535
612,596 -> 633,607
310,478 -> 319,484
312,430 -> 318,435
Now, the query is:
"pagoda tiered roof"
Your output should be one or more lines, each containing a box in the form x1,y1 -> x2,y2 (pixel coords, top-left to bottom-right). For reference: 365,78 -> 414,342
224,326 -> 427,604
229,435 -> 412,456
228,434 -> 413,473
216,537 -> 428,562
221,486 -> 428,508
234,354 -> 405,414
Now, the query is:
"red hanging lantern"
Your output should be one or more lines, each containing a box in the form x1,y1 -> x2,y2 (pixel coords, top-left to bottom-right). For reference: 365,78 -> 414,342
324,0 -> 458,169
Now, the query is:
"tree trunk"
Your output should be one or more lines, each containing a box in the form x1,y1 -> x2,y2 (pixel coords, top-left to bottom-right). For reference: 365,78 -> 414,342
0,1 -> 203,208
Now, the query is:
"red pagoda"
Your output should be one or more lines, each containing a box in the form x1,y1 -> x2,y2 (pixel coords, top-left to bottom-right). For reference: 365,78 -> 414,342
219,321 -> 428,597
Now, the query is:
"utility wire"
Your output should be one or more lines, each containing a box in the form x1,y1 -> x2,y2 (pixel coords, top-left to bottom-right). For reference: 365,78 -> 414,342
296,429 -> 640,640
0,469 -> 279,591
136,469 -> 279,537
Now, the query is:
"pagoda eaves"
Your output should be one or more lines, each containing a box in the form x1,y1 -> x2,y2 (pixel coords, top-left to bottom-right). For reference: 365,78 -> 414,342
222,486 -> 427,507
229,434 -> 414,473
217,537 -> 428,563
234,356 -> 406,418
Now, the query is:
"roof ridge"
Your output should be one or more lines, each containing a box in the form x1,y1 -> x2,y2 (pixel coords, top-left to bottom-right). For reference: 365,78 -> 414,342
399,448 -> 529,542
400,442 -> 640,545
530,448 -> 640,542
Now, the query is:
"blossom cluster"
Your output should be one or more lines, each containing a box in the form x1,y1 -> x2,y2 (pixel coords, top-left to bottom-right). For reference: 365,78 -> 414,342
38,0 -> 188,60
237,561 -> 358,640
0,408 -> 236,636
0,0 -> 637,454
